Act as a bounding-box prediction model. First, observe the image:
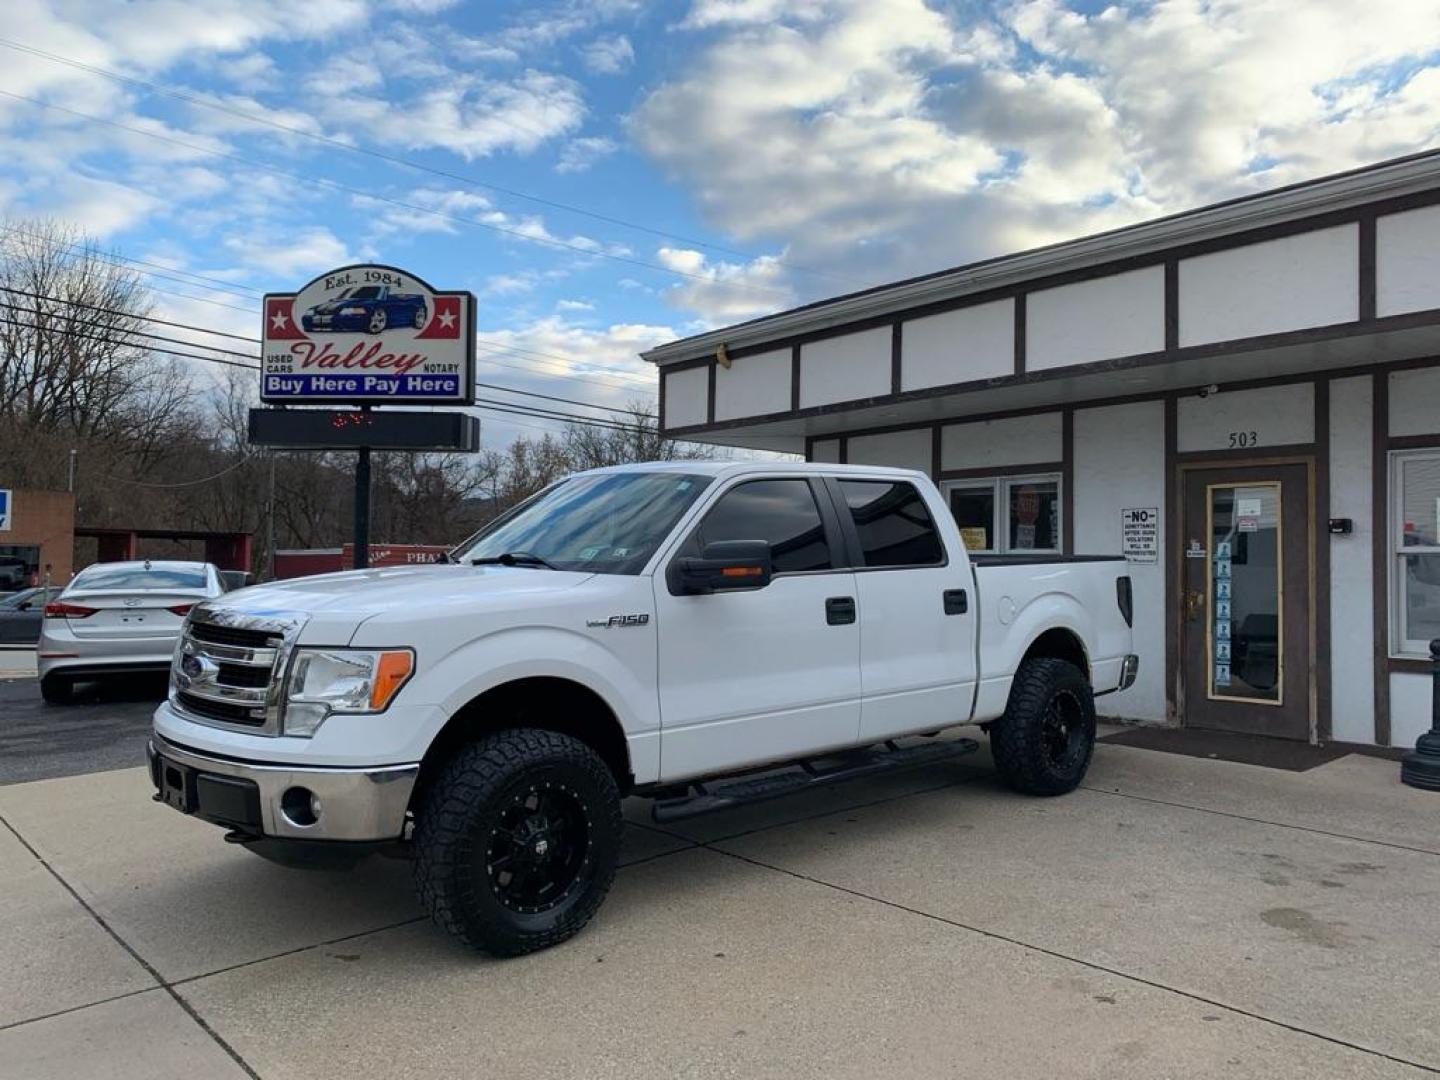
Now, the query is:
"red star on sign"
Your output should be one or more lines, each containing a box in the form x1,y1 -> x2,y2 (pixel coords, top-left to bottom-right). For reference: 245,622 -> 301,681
416,295 -> 463,339
265,296 -> 305,340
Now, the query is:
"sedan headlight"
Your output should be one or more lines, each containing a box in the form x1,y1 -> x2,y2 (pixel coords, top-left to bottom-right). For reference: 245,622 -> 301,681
283,648 -> 414,736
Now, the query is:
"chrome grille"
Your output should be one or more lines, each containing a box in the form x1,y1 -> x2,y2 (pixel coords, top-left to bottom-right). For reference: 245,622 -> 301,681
170,604 -> 307,735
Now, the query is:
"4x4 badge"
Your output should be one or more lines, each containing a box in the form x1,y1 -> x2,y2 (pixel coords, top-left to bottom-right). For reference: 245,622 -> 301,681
586,614 -> 650,629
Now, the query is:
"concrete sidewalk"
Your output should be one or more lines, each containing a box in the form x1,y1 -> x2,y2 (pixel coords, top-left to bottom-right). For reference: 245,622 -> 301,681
2,739 -> 1438,1078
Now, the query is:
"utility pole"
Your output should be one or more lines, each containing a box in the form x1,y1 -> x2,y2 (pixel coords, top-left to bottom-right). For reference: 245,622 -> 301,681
266,450 -> 276,581
67,448 -> 77,492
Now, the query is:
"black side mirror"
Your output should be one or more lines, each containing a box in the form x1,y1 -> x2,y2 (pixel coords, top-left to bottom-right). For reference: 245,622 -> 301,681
670,540 -> 773,595
17,601 -> 30,611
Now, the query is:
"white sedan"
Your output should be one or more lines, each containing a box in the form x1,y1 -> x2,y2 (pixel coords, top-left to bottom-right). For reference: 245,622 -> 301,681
39,560 -> 228,704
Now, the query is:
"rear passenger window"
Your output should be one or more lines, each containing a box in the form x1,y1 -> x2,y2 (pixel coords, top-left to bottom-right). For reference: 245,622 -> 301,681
838,480 -> 945,568
697,479 -> 833,573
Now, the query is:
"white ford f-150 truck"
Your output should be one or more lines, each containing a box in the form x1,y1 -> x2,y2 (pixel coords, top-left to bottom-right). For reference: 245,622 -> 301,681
149,462 -> 1137,955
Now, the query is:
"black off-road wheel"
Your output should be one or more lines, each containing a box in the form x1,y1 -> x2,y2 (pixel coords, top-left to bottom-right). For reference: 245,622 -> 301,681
412,729 -> 622,957
990,657 -> 1096,796
40,673 -> 73,705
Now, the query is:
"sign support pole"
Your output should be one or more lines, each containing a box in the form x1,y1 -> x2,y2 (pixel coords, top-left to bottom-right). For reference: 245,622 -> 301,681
354,444 -> 372,570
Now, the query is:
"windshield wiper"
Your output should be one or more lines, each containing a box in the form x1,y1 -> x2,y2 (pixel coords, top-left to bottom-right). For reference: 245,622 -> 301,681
470,551 -> 559,570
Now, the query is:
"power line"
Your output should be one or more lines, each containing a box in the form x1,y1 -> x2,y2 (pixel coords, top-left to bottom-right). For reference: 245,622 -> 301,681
0,300 -> 261,361
0,312 -> 259,369
0,89 -> 792,299
0,36 -> 849,284
98,457 -> 251,487
0,222 -> 262,301
0,285 -> 259,342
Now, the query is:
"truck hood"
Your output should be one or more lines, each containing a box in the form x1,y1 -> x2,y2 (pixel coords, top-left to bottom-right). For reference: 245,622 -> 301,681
204,564 -> 596,644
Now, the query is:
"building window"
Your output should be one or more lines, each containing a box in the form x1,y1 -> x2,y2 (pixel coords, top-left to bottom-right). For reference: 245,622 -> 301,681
1393,450 -> 1440,656
941,474 -> 1062,555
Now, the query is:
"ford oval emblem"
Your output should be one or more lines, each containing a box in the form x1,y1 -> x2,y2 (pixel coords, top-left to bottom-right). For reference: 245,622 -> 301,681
181,654 -> 203,679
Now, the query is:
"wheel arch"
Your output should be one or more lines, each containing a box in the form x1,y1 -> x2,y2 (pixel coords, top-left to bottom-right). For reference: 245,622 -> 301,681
410,676 -> 634,815
1019,625 -> 1090,681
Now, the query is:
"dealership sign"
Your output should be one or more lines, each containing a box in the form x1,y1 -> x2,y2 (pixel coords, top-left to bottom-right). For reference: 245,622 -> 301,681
261,264 -> 475,404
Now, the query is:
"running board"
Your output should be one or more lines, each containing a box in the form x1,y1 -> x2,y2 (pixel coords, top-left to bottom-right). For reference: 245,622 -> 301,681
650,737 -> 980,824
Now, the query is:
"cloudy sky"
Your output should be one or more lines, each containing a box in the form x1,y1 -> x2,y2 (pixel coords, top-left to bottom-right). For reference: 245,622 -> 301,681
2,0 -> 1438,446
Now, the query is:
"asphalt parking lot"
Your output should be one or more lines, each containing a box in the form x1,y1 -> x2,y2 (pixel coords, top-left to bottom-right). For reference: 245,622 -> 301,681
0,667 -> 162,784
3,677 -> 1440,1079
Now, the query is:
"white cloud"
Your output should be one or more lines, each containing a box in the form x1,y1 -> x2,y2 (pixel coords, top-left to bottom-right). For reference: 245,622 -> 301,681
556,136 -> 618,173
579,34 -> 635,74
655,247 -> 794,324
556,298 -> 595,312
636,0 -> 1440,309
224,225 -> 352,277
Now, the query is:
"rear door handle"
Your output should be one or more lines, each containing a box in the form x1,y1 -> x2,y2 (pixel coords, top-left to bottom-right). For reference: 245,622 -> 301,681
826,596 -> 856,625
943,588 -> 968,615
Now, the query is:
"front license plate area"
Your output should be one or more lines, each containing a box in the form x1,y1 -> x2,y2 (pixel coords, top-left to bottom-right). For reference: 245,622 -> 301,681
158,758 -> 198,814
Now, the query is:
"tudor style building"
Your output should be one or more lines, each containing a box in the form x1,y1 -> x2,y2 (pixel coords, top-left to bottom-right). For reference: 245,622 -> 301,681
644,150 -> 1440,749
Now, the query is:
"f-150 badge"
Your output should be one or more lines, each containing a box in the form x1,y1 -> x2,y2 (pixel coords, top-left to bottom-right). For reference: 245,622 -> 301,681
586,614 -> 651,628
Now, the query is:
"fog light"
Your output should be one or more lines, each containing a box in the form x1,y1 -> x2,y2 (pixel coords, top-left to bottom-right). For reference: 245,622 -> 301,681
280,786 -> 320,827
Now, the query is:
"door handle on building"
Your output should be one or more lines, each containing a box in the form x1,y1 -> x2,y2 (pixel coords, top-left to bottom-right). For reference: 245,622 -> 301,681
1185,589 -> 1204,618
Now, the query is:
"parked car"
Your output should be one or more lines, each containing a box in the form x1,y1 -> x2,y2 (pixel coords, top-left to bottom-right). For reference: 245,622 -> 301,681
300,285 -> 427,335
39,560 -> 227,703
0,586 -> 59,645
0,556 -> 30,590
149,463 -> 1137,956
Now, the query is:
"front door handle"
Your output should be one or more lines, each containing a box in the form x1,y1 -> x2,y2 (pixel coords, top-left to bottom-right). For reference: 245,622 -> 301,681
1185,590 -> 1204,619
943,588 -> 968,615
826,596 -> 856,625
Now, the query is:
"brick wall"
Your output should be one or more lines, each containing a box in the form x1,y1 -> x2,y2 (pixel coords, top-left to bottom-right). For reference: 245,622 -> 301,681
0,488 -> 75,585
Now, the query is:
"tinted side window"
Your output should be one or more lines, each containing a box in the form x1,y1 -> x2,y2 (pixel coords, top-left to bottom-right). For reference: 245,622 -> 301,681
838,480 -> 945,568
698,480 -> 833,573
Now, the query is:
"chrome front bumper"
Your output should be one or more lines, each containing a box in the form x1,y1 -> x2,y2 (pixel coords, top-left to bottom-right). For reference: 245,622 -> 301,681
1118,654 -> 1140,691
147,735 -> 418,842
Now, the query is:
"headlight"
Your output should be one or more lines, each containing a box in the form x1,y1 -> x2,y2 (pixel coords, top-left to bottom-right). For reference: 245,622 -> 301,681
283,648 -> 414,736
339,306 -> 366,315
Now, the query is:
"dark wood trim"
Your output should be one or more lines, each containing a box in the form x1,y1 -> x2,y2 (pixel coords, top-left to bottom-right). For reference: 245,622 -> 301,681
803,435 -> 815,462
1314,378 -> 1331,742
789,344 -> 801,412
1358,212 -> 1377,322
1372,369 -> 1391,745
1164,259 -> 1179,351
1164,397 -> 1179,725
657,367 -> 667,432
660,308 -> 1440,438
705,361 -> 716,425
652,184 -> 1440,370
1387,433 -> 1440,450
1175,441 -> 1317,464
938,461 -> 1064,482
1062,407 -> 1074,556
1388,657 -> 1433,675
890,322 -> 903,395
929,423 -> 942,480
1013,293 -> 1026,376
837,436 -> 849,465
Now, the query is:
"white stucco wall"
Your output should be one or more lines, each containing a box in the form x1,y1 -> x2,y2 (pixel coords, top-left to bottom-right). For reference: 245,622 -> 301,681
846,428 -> 934,475
1072,400 -> 1167,722
1377,204 -> 1440,318
1176,383 -> 1315,453
1389,366 -> 1440,437
1328,375 -> 1375,744
1026,267 -> 1165,372
662,366 -> 708,429
799,327 -> 891,408
1391,673 -> 1432,747
1178,225 -> 1358,347
901,299 -> 1014,391
714,348 -> 789,422
810,438 -> 841,464
941,412 -> 1063,471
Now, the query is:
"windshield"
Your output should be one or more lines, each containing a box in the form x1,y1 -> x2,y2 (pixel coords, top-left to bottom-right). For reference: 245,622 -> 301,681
351,286 -> 381,299
455,472 -> 712,575
0,587 -> 38,609
69,566 -> 208,591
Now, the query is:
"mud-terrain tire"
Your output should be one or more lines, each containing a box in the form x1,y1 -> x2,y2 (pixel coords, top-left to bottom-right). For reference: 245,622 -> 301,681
40,673 -> 73,705
413,729 -> 622,956
989,657 -> 1096,796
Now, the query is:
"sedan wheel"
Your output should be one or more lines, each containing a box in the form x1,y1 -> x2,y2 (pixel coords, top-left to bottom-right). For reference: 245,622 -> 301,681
368,309 -> 387,334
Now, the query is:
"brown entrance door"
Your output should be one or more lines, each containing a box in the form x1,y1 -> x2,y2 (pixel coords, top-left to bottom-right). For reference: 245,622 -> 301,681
1181,464 -> 1311,740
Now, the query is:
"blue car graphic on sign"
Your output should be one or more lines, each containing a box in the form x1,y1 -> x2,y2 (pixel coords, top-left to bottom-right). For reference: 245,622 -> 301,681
301,285 -> 428,335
